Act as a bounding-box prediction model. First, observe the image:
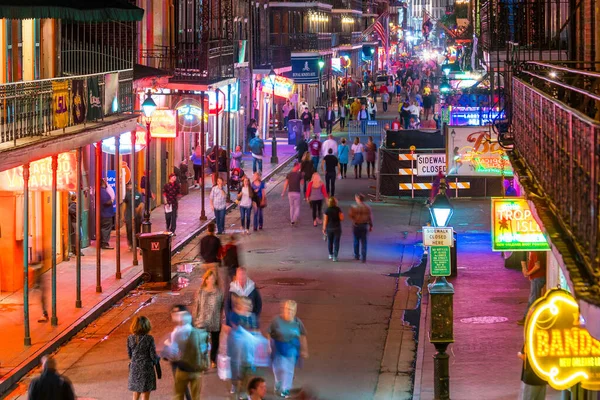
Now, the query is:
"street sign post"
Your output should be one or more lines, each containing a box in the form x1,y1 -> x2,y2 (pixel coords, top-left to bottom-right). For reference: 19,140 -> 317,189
423,227 -> 454,247
430,246 -> 451,276
416,154 -> 447,176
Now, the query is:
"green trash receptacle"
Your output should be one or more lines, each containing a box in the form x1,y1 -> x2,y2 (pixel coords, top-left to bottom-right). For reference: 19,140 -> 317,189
137,232 -> 173,282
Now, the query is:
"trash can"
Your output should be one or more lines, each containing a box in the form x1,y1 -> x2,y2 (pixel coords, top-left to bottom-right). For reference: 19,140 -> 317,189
287,119 -> 303,145
137,232 -> 173,282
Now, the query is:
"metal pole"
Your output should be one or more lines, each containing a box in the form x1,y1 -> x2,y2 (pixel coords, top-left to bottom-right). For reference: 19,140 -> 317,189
115,135 -> 121,279
375,147 -> 382,201
142,121 -> 152,232
51,155 -> 58,326
227,84 -> 231,200
75,148 -> 82,308
95,141 -> 102,293
23,163 -> 31,346
247,0 -> 254,153
271,90 -> 278,163
433,343 -> 451,400
131,131 -> 138,266
200,91 -> 207,221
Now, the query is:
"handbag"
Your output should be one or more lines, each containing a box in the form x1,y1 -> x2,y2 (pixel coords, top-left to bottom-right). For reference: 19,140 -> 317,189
252,334 -> 271,367
154,357 -> 162,379
217,354 -> 231,380
165,204 -> 173,213
260,196 -> 267,208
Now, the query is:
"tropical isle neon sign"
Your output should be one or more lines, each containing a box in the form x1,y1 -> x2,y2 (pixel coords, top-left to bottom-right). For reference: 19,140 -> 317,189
526,289 -> 600,390
491,198 -> 550,251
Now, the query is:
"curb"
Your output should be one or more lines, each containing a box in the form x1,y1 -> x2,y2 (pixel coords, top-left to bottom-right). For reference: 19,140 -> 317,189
412,268 -> 431,400
0,153 -> 297,398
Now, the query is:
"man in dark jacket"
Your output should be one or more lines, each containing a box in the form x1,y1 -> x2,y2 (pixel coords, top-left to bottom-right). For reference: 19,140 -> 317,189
325,106 -> 335,135
296,136 -> 309,163
300,108 -> 313,140
28,356 -> 76,400
99,179 -> 115,250
225,266 -> 262,326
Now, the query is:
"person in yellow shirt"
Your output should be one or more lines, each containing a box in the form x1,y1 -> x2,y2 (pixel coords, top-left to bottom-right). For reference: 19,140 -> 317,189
350,98 -> 361,120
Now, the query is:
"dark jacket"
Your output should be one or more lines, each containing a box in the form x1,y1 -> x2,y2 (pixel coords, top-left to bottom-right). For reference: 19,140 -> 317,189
28,369 -> 76,400
225,279 -> 262,326
296,138 -> 309,161
200,234 -> 222,263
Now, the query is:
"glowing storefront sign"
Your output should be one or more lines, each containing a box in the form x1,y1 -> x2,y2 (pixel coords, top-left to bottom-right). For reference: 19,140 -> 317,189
449,107 -> 505,126
526,289 -> 600,391
446,126 -> 514,176
148,110 -> 177,138
491,198 -> 550,251
0,152 -> 77,192
98,130 -> 147,155
261,76 -> 294,99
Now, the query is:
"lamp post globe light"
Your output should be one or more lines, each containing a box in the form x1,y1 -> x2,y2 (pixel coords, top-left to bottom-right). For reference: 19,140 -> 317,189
429,180 -> 454,227
318,59 -> 325,106
141,90 -> 157,233
268,67 -> 278,164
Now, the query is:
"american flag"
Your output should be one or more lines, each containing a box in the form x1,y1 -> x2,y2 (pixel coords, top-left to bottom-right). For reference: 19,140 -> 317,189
373,11 -> 389,51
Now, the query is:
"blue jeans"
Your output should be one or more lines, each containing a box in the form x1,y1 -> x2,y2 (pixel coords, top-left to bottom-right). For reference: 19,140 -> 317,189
253,206 -> 264,230
239,206 -> 251,230
524,277 -> 546,319
252,157 -> 263,173
353,223 -> 369,261
361,120 -> 367,134
327,229 -> 341,257
214,208 -> 226,234
272,351 -> 297,392
311,156 -> 319,171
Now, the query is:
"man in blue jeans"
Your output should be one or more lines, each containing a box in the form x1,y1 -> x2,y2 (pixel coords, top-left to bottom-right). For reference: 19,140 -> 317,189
250,136 -> 264,174
348,193 -> 373,263
517,251 -> 547,325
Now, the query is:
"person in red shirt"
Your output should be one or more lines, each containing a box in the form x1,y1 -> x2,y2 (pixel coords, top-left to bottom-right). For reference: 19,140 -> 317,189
308,135 -> 322,171
517,251 -> 547,325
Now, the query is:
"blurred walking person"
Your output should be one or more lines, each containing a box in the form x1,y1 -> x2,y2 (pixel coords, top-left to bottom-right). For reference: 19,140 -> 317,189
221,234 -> 241,281
127,316 -> 158,400
349,194 -> 373,263
162,173 -> 181,235
226,267 -> 263,323
99,179 -> 115,249
321,148 -> 339,197
122,182 -> 143,251
295,137 -> 309,164
268,300 -> 309,398
365,136 -> 377,179
31,261 -> 49,323
190,145 -> 203,189
230,145 -> 244,170
306,173 -> 328,227
281,161 -> 304,226
300,152 -> 315,196
200,223 -> 229,294
251,172 -> 267,231
350,137 -> 364,179
308,135 -> 322,171
338,138 -> 349,179
237,177 -> 254,234
28,355 -> 76,400
322,197 -> 344,262
193,270 -> 224,369
227,295 -> 259,397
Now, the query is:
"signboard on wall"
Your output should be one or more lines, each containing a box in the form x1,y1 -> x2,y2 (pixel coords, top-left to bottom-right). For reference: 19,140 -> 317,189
526,289 -> 600,391
291,57 -> 319,84
99,130 -> 146,155
0,152 -> 77,192
261,76 -> 294,99
449,107 -> 505,126
446,126 -> 513,176
491,198 -> 550,251
149,110 -> 177,138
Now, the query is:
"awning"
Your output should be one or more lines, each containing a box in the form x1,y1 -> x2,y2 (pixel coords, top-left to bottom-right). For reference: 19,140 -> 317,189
0,0 -> 144,21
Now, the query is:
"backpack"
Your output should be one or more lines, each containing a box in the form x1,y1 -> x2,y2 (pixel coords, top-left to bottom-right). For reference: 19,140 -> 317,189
250,137 -> 262,155
178,328 -> 210,373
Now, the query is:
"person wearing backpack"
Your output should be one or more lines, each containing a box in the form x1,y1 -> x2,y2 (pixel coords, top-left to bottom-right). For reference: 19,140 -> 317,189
163,307 -> 210,400
249,136 -> 264,174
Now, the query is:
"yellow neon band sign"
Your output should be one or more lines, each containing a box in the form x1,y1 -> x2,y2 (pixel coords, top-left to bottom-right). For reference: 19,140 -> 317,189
525,289 -> 600,391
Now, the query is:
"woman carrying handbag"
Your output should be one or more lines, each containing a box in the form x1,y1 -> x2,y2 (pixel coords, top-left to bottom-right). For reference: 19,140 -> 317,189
127,316 -> 159,400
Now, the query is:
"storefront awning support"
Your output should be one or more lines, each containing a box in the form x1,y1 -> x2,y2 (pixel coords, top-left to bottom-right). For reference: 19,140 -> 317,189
200,92 -> 207,222
226,84 -> 231,200
95,141 -> 103,293
23,163 -> 31,346
51,155 -> 58,326
115,136 -> 122,279
131,132 -> 139,266
75,148 -> 82,308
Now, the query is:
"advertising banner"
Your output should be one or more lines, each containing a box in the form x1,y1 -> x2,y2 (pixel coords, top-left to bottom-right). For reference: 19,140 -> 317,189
261,76 -> 294,99
52,81 -> 69,129
71,79 -> 86,124
446,126 -> 513,176
0,152 -> 77,192
148,110 -> 177,138
87,77 -> 102,120
491,198 -> 550,251
104,73 -> 119,115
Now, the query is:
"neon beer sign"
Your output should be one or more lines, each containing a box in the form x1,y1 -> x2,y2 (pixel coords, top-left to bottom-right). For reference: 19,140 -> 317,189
526,289 -> 600,390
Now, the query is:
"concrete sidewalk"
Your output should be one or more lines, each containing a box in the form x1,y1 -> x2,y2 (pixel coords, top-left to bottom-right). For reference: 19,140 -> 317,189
0,144 -> 297,396
412,199 -> 562,400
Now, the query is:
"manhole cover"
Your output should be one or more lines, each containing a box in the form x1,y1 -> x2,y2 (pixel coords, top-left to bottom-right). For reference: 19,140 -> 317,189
460,316 -> 508,324
248,248 -> 279,254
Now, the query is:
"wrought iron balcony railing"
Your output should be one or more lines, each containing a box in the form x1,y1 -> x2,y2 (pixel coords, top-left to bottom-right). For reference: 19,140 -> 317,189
338,32 -> 363,45
510,76 -> 600,278
139,43 -> 235,82
332,0 -> 362,10
270,33 -> 335,51
0,69 -> 133,147
253,46 -> 292,69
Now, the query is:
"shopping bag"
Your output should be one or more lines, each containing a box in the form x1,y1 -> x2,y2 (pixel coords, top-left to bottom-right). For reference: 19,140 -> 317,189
217,354 -> 231,380
252,333 -> 271,367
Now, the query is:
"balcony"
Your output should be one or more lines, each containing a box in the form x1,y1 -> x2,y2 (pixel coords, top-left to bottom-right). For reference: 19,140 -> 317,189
338,32 -> 363,45
332,0 -> 362,11
270,33 -> 336,52
510,76 -> 600,292
254,46 -> 292,69
139,43 -> 235,83
0,69 -> 133,148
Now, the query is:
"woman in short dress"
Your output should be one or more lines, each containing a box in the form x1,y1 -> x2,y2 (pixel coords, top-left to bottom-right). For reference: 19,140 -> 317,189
350,137 -> 364,179
127,315 -> 158,400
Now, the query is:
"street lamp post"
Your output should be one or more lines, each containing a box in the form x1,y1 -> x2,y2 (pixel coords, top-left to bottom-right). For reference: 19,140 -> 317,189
141,91 -> 157,233
428,178 -> 455,400
268,67 -> 279,164
318,59 -> 325,106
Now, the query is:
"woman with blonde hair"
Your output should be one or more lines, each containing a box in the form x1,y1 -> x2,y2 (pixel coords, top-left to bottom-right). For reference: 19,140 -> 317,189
300,151 -> 315,196
267,300 -> 309,398
322,196 -> 344,261
127,315 -> 158,400
192,269 -> 223,369
305,172 -> 328,226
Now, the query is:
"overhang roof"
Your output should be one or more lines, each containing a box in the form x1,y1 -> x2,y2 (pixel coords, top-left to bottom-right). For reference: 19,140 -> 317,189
0,0 -> 144,22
